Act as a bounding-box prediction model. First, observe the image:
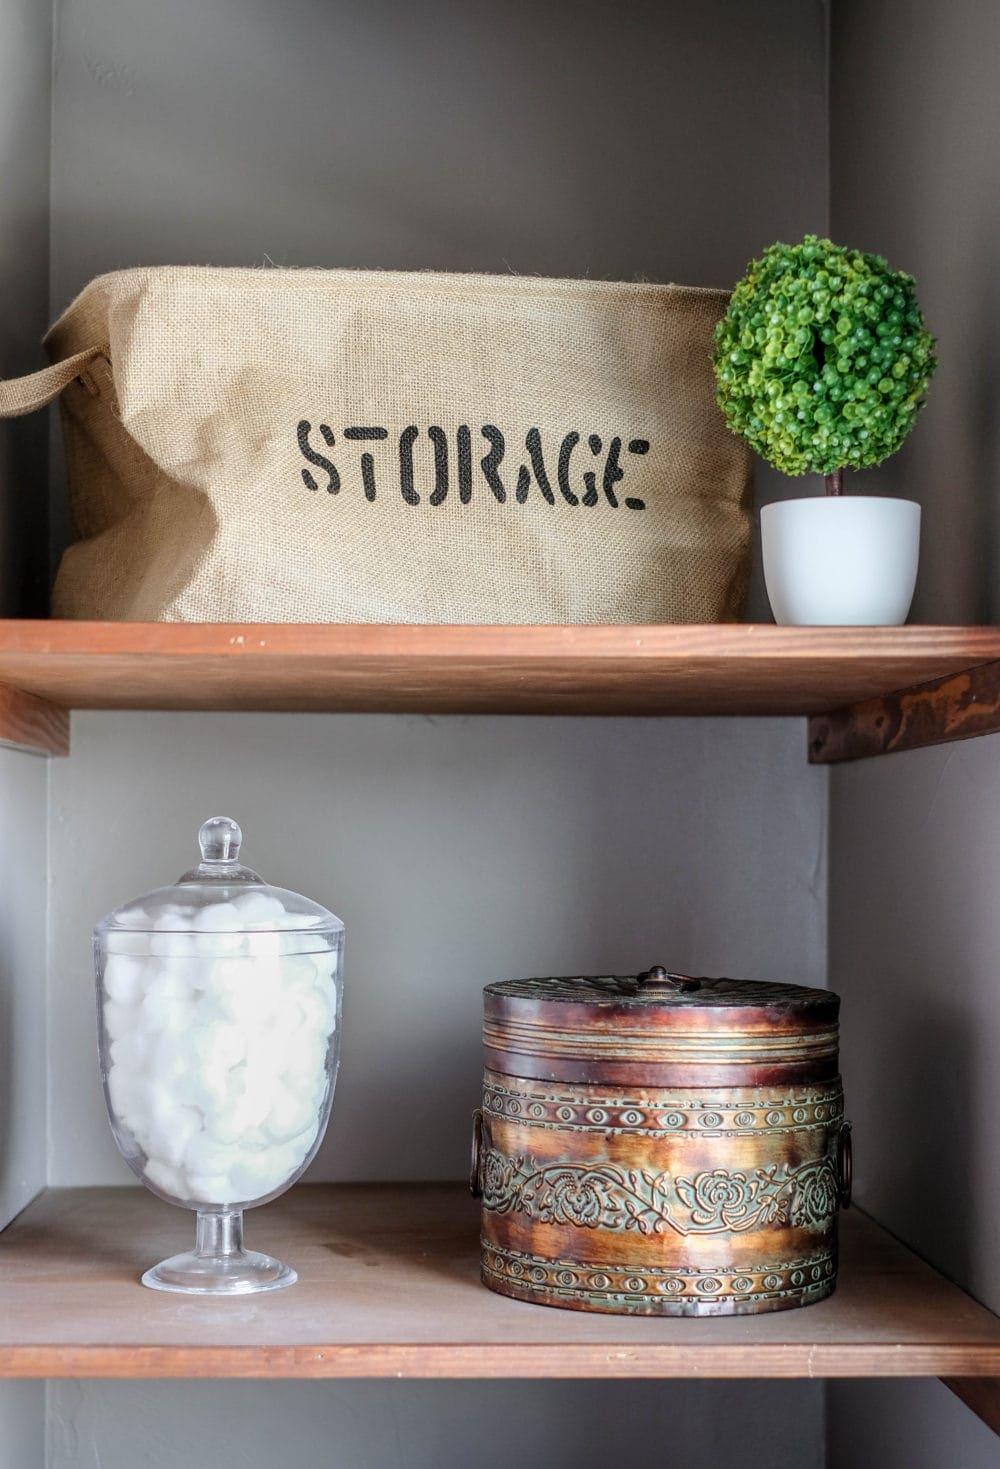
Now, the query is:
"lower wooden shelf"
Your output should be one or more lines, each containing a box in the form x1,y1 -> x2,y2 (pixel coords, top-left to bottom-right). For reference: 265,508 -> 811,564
2,1183 -> 1000,1382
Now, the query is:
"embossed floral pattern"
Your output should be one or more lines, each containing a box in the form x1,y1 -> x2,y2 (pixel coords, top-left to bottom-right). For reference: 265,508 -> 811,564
482,1150 -> 841,1237
790,1158 -> 841,1226
482,1151 -> 674,1234
482,1148 -> 513,1202
677,1169 -> 757,1229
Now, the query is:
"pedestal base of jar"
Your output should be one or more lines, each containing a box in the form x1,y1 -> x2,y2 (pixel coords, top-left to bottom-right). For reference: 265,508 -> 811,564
141,1207 -> 298,1295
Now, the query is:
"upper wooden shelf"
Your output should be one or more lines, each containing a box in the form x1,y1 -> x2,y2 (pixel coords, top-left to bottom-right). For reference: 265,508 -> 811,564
3,1183 -> 1000,1382
1,621 -> 999,760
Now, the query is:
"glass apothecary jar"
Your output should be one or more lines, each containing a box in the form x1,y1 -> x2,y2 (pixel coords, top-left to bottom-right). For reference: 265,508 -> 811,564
94,816 -> 344,1295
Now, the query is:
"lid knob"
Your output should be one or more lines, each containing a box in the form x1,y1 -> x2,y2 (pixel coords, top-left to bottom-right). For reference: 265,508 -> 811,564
198,816 -> 243,865
636,965 -> 702,993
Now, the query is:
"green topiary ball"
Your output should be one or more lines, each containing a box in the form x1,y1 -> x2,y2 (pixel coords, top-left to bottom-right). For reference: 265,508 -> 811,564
713,235 -> 936,476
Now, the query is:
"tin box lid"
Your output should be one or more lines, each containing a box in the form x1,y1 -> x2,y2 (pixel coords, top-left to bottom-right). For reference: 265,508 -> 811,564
482,967 -> 840,1086
484,968 -> 838,1016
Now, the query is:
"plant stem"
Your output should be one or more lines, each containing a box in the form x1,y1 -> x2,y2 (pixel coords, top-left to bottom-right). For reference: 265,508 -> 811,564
825,468 -> 845,496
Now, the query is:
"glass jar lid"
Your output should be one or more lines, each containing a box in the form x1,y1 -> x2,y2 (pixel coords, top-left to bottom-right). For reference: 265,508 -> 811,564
95,816 -> 344,935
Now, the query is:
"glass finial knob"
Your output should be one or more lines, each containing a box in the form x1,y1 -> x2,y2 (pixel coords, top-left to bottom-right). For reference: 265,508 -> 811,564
198,816 -> 243,864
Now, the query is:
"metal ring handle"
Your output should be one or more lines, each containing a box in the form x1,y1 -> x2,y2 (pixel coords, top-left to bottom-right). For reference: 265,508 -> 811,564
837,1121 -> 853,1209
469,1108 -> 484,1198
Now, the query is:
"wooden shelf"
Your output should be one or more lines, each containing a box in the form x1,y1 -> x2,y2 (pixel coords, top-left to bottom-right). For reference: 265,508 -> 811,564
0,621 -> 999,760
3,1183 -> 1000,1382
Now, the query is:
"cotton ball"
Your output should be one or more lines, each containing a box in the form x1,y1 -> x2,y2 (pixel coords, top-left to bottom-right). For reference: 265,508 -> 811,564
296,985 -> 337,1039
196,930 -> 246,958
313,950 -> 340,979
103,954 -> 148,1006
145,1102 -> 203,1171
201,958 -> 276,1026
193,1020 -> 247,1072
143,1159 -> 187,1200
235,1125 -> 271,1151
243,931 -> 284,959
108,1065 -> 153,1138
193,902 -> 242,932
263,1080 -> 318,1143
140,972 -> 195,1033
151,905 -> 192,931
186,1172 -> 236,1205
281,1030 -> 329,1096
241,1033 -> 285,1096
103,999 -> 141,1042
284,1122 -> 320,1169
275,955 -> 317,993
149,910 -> 196,957
226,1151 -> 281,1201
227,1139 -> 311,1198
204,1092 -> 265,1146
231,891 -> 287,923
110,1028 -> 151,1073
148,1036 -> 203,1115
184,1028 -> 240,1104
199,957 -> 245,1004
107,1061 -> 139,1118
183,1130 -> 238,1178
173,906 -> 245,960
262,1125 -> 320,1190
200,1101 -> 239,1146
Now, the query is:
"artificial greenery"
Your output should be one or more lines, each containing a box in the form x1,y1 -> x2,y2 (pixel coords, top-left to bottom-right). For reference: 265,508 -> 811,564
713,235 -> 936,491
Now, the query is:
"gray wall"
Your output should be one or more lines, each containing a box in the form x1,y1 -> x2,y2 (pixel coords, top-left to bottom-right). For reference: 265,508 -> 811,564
828,2 -> 1000,1464
0,1382 -> 43,1469
0,748 -> 48,1227
46,1379 -> 825,1469
827,733 -> 1000,1469
830,0 -> 1000,626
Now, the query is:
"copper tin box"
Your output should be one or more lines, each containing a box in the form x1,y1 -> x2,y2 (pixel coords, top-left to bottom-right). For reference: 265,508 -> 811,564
472,967 -> 851,1316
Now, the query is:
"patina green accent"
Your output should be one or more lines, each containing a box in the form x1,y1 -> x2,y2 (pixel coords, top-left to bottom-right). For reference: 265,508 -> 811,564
482,1073 -> 844,1136
481,1150 -> 839,1236
482,1238 -> 837,1312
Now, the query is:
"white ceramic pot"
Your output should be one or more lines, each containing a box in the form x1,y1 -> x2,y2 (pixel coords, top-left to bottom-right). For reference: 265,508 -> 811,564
760,495 -> 921,626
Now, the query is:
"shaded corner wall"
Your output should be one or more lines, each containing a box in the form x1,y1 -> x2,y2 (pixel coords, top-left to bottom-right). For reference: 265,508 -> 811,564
0,2 -> 51,1465
828,1 -> 1000,1464
0,0 -> 51,1249
0,0 -> 51,618
0,0 -> 52,1227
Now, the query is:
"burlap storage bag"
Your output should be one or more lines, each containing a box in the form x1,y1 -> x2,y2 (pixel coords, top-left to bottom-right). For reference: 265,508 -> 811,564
0,268 -> 752,622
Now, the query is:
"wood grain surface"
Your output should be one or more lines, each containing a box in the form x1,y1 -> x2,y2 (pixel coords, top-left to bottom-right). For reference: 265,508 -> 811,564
0,622 -> 999,721
0,680 -> 69,756
2,1184 -> 1000,1379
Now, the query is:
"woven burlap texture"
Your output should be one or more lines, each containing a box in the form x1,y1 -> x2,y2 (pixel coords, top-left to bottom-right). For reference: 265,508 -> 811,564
19,267 -> 752,622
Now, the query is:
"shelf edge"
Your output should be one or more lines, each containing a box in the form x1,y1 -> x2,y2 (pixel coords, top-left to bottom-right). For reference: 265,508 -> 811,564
4,1343 -> 1000,1381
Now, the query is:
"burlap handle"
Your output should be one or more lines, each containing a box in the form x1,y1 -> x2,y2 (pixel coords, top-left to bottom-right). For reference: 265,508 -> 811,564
0,347 -> 104,418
